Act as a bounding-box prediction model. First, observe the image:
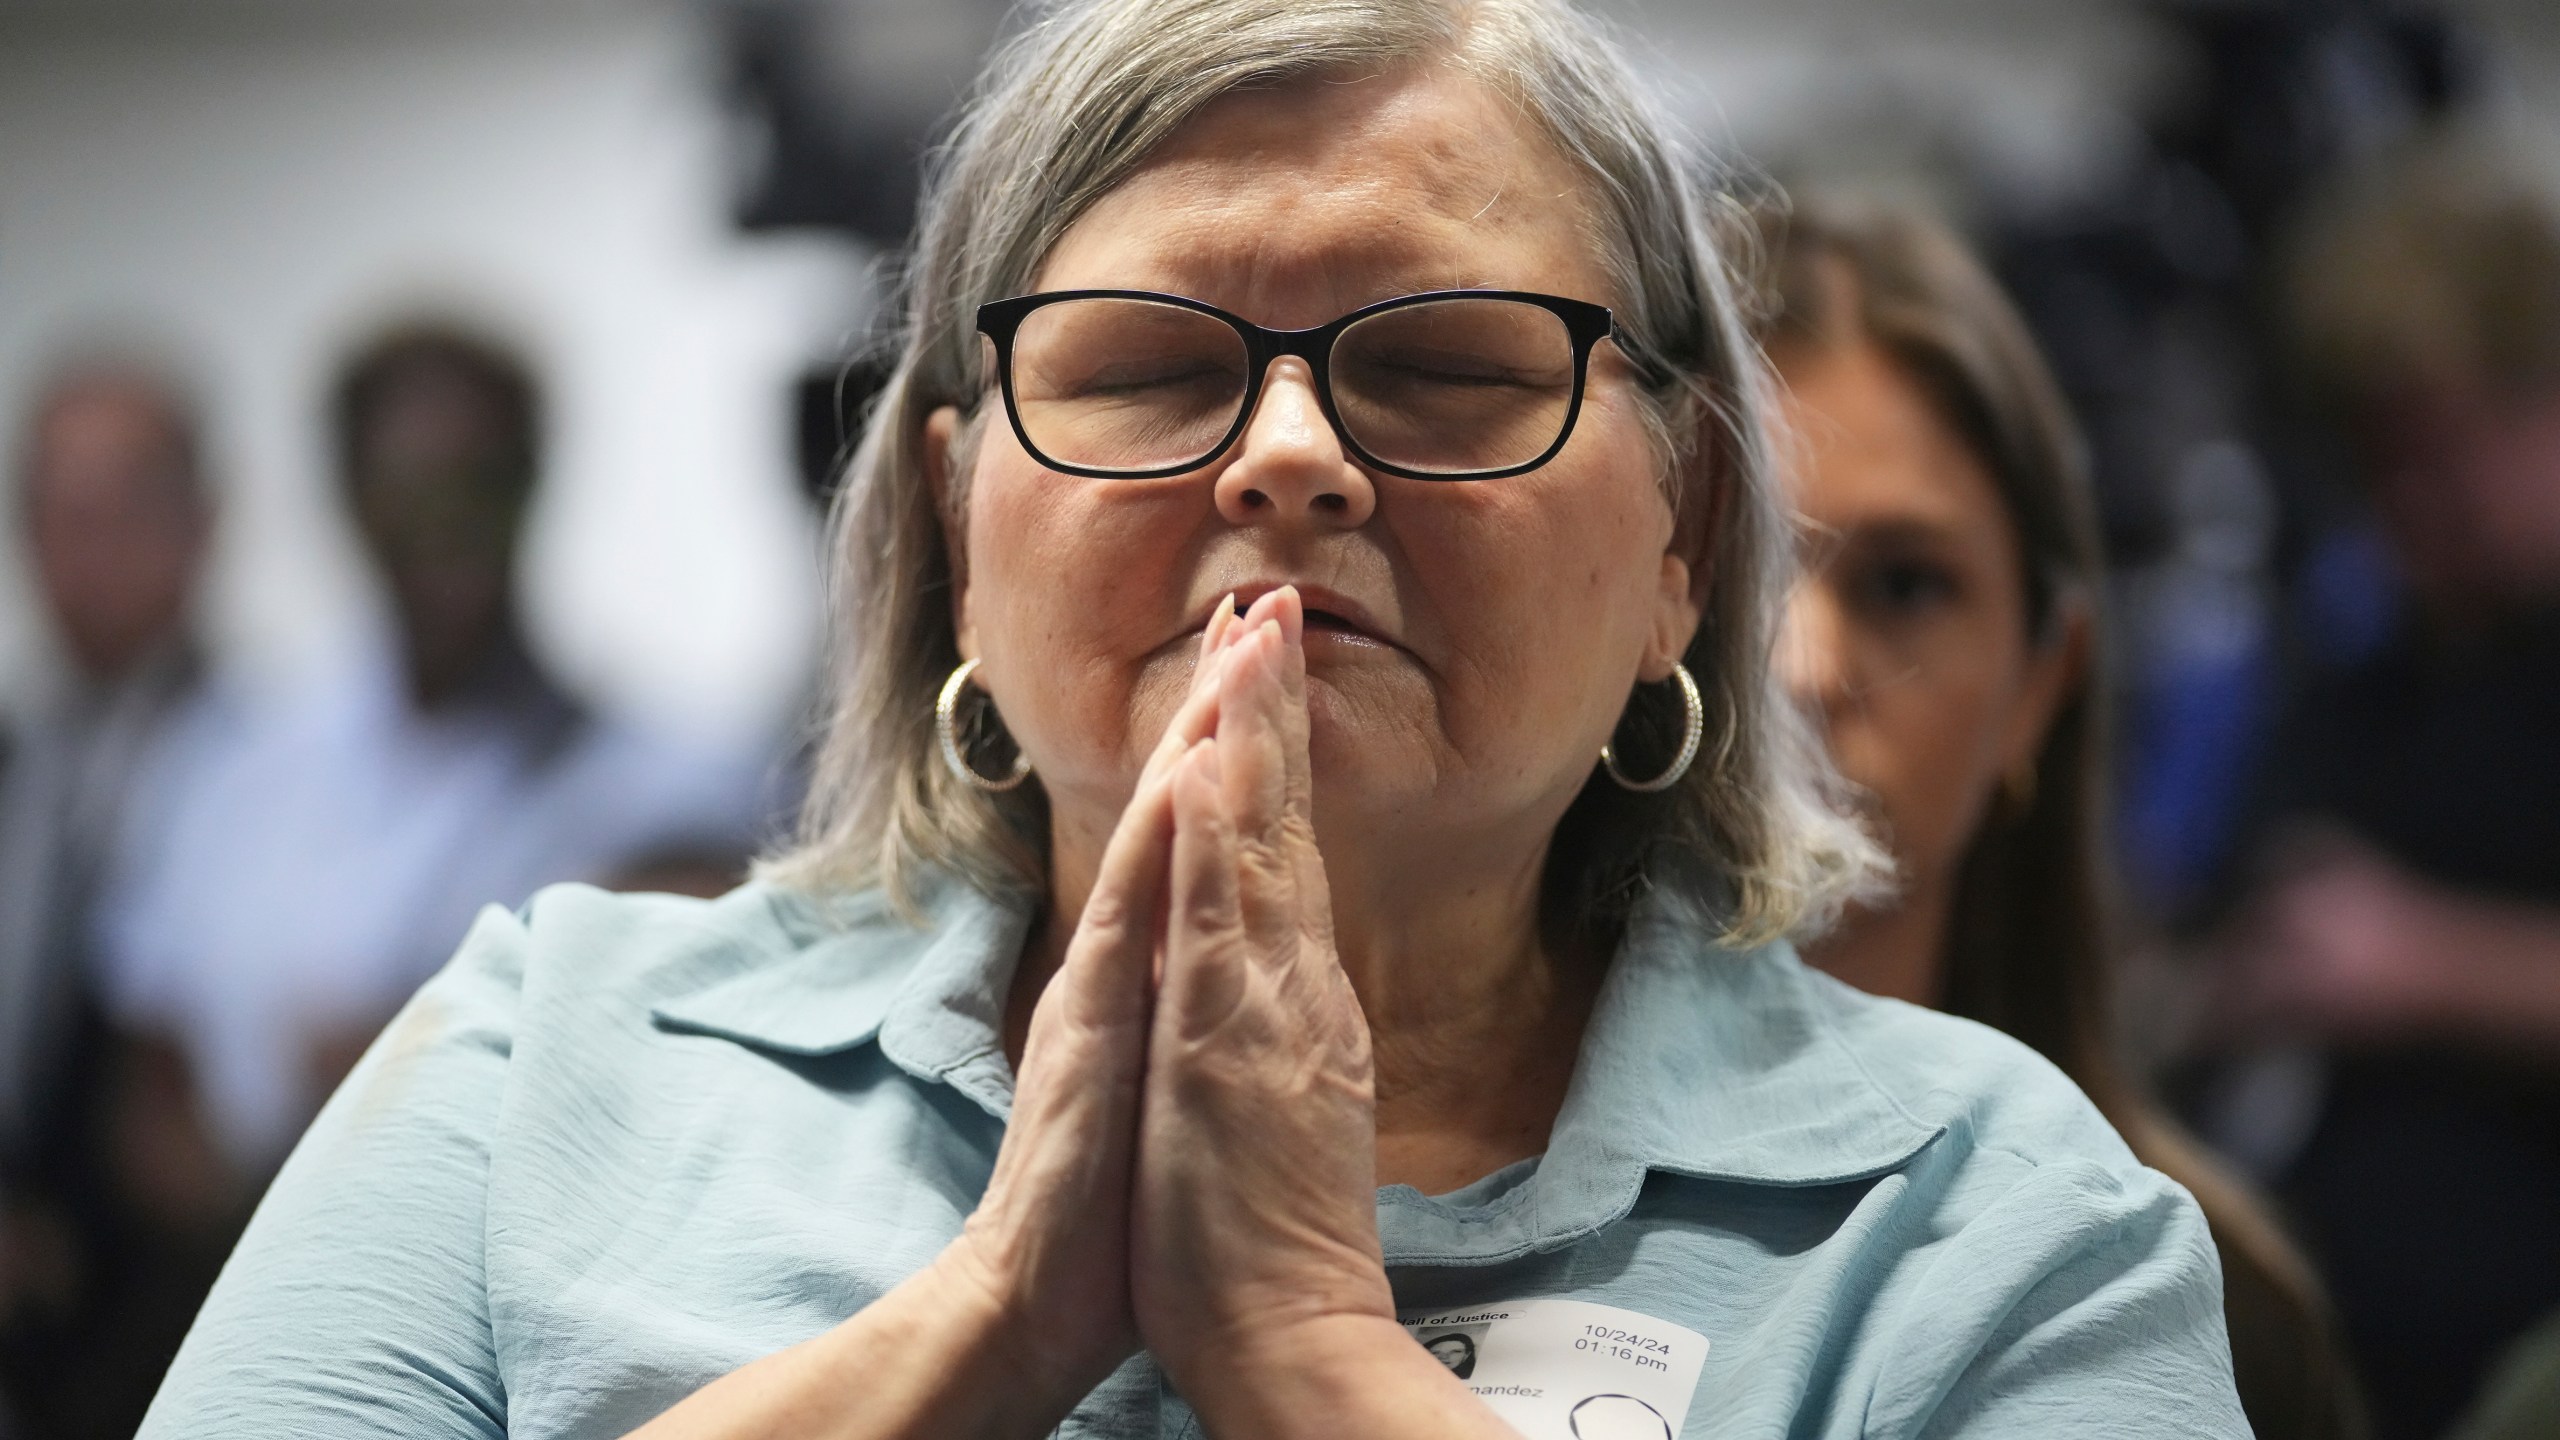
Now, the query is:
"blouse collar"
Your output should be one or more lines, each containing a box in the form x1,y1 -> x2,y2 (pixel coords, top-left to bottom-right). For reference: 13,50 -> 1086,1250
651,877 -> 1942,1263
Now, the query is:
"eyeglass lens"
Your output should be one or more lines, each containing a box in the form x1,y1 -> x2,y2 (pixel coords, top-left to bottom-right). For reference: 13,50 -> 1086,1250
1007,296 -> 1579,477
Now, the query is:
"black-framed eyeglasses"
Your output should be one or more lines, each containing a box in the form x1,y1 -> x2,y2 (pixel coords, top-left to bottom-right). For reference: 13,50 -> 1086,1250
974,288 -> 1619,482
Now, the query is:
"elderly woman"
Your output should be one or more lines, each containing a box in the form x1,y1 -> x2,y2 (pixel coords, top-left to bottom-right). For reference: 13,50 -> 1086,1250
138,1 -> 2249,1437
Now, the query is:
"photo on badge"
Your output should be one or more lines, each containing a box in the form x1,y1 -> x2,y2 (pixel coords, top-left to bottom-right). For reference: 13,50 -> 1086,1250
1418,1324 -> 1488,1379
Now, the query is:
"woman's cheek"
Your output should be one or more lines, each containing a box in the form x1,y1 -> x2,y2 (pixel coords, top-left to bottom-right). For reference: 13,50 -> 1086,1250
1866,635 -> 2013,882
962,471 -> 1203,778
1414,510 -> 1623,762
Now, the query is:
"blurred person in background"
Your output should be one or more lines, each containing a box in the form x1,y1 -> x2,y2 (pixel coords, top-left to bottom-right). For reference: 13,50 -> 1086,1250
94,321 -> 766,1213
1761,199 -> 2368,1440
2190,141 -> 2560,1440
0,359 -> 223,1437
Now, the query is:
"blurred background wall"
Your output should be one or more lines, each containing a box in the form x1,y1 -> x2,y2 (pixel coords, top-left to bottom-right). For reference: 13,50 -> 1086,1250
3,0 -> 2554,741
0,0 -> 853,744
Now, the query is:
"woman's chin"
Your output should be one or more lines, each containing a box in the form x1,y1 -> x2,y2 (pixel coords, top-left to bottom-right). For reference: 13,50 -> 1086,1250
1302,661 -> 1438,745
1304,697 -> 1460,813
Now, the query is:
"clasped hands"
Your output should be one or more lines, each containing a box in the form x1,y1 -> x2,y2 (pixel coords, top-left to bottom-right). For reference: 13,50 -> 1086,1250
937,586 -> 1412,1433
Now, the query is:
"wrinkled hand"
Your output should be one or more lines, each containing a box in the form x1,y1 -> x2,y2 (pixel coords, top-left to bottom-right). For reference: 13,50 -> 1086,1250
942,600 -> 1247,1411
942,586 -> 1396,1428
1131,589 -> 1394,1402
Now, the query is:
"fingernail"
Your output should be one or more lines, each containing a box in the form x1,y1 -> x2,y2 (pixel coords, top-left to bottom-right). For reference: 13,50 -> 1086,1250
1274,585 -> 1304,648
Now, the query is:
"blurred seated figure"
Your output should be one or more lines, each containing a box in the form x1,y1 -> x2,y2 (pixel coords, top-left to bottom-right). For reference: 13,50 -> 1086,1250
1760,200 -> 2368,1440
2187,141 -> 2560,1440
0,358 -> 221,1436
96,321 -> 766,1186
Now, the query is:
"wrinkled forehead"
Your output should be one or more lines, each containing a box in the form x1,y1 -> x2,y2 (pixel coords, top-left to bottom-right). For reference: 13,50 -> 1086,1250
1032,64 -> 1612,327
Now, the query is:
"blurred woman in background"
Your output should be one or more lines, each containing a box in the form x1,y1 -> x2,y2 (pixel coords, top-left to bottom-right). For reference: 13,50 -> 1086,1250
1760,198 -> 2367,1440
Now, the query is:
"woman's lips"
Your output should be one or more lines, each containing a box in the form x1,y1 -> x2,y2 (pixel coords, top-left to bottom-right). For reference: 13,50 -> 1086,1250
1300,610 -> 1393,651
1214,583 -> 1397,648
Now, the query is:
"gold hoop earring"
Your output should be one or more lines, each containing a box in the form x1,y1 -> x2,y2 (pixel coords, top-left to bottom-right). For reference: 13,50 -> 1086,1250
1601,662 -> 1704,793
936,657 -> 1032,793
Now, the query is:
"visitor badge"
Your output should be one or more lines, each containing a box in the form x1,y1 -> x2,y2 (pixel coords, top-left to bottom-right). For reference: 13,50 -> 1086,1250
1400,1297 -> 1708,1439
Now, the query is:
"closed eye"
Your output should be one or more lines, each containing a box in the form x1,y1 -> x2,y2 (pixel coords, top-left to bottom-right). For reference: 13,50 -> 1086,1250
1071,360 -> 1241,398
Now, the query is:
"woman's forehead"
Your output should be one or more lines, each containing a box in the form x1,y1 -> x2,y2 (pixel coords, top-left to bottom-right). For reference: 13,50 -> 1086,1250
1785,343 -> 2013,549
1032,66 -> 1609,320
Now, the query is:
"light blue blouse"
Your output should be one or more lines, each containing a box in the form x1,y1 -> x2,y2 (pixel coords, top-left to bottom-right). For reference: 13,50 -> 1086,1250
138,877 -> 2251,1439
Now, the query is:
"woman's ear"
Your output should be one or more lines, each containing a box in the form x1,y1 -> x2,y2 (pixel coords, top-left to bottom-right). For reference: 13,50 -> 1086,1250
1640,444 -> 1725,682
1640,551 -> 1705,683
924,404 -> 980,661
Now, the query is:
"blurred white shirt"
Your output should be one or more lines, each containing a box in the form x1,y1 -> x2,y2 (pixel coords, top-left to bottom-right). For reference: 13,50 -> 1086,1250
96,634 -> 773,1172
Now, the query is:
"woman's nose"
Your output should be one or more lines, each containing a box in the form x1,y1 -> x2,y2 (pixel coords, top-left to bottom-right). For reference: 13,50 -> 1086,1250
1778,583 -> 1853,712
1212,358 -> 1377,529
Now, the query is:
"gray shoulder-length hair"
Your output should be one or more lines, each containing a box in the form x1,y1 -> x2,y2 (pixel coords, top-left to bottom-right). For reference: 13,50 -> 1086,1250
764,0 -> 1883,948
